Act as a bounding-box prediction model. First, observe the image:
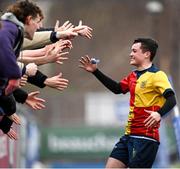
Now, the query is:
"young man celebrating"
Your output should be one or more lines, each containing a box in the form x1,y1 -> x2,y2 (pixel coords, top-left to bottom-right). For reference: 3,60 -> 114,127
79,38 -> 176,168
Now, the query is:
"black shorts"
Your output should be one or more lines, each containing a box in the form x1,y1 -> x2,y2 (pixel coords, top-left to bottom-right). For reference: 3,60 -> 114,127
109,135 -> 159,168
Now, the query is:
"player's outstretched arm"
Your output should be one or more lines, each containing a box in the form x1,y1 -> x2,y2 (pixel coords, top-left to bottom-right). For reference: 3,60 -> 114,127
79,55 -> 97,72
79,55 -> 122,94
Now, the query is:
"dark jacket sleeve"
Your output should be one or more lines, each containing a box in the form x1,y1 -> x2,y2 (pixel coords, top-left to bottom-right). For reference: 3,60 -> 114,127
22,65 -> 26,75
0,22 -> 21,78
27,70 -> 47,88
13,88 -> 28,104
0,116 -> 13,134
50,31 -> 59,43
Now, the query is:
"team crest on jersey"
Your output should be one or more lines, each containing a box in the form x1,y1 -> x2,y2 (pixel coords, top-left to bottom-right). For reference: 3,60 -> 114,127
140,81 -> 147,88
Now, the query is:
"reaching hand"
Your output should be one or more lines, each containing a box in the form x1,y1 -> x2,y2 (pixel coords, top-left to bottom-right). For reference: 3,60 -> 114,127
44,43 -> 56,53
54,20 -> 74,32
7,128 -> 18,140
75,20 -> 93,39
20,74 -> 28,88
45,44 -> 69,64
56,29 -> 78,40
55,52 -> 69,64
8,113 -> 21,125
5,79 -> 20,95
56,25 -> 85,40
54,39 -> 73,52
25,91 -> 46,110
44,73 -> 69,91
79,55 -> 97,72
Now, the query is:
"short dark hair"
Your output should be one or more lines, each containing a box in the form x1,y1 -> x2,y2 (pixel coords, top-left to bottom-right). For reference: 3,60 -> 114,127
133,38 -> 158,61
6,0 -> 44,24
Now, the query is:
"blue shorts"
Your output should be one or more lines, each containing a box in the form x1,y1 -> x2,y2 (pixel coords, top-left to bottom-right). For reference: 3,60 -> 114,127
109,135 -> 159,168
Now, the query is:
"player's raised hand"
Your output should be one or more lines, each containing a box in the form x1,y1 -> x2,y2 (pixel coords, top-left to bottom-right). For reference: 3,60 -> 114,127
79,55 -> 97,73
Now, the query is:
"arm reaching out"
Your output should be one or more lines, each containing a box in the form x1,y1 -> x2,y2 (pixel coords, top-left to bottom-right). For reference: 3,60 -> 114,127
75,20 -> 93,39
5,79 -> 20,95
19,75 -> 28,87
79,55 -> 97,72
7,128 -> 18,140
25,91 -> 46,110
44,73 -> 69,91
21,48 -> 46,58
54,20 -> 74,32
79,55 -> 122,94
56,23 -> 85,40
20,40 -> 70,65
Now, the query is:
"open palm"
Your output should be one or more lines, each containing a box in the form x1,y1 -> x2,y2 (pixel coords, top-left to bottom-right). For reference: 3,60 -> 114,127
25,91 -> 46,110
79,55 -> 97,72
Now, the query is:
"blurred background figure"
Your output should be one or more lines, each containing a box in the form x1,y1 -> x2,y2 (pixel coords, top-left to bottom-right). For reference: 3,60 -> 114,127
0,0 -> 179,168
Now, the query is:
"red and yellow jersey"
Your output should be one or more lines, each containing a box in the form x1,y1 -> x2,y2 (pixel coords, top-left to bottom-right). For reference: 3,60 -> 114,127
120,65 -> 173,141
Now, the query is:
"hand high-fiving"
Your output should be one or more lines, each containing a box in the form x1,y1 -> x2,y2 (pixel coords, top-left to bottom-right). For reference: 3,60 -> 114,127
25,91 -> 46,110
79,55 -> 97,72
44,73 -> 69,91
55,20 -> 92,40
76,20 -> 93,39
54,20 -> 74,32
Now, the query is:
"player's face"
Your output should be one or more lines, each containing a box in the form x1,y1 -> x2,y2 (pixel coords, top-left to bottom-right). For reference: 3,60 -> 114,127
129,43 -> 147,66
24,14 -> 42,40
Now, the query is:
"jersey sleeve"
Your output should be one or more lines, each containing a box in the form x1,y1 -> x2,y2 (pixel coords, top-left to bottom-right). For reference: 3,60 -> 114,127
153,71 -> 173,95
120,75 -> 129,94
